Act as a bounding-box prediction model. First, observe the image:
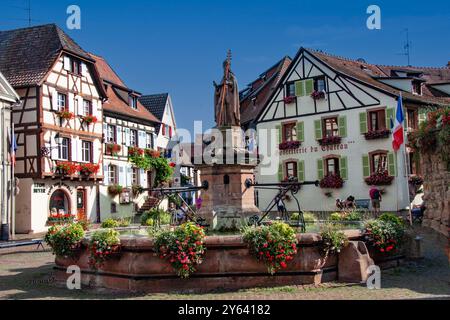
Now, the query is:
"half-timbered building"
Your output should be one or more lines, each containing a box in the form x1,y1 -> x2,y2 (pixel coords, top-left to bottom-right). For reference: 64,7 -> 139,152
0,24 -> 107,233
249,48 -> 450,213
89,53 -> 160,220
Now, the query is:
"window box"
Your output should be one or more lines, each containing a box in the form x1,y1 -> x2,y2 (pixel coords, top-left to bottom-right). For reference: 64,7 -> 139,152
79,114 -> 98,125
78,163 -> 100,177
364,129 -> 391,140
107,184 -> 123,197
319,174 -> 344,189
310,90 -> 325,100
56,109 -> 74,120
364,171 -> 394,186
46,214 -> 75,226
55,161 -> 79,176
318,135 -> 342,146
128,146 -> 144,157
106,143 -> 121,156
283,95 -> 296,104
279,140 -> 301,150
145,148 -> 161,158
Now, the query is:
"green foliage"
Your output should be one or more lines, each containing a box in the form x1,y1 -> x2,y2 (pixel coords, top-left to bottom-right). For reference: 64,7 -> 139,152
330,211 -> 362,221
88,229 -> 121,269
290,212 -> 316,223
154,222 -> 206,278
76,219 -> 90,231
167,194 -> 182,207
320,224 -> 348,254
44,223 -> 85,257
128,152 -> 174,187
107,184 -> 123,196
141,208 -> 171,227
242,222 -> 298,275
132,184 -> 144,198
101,217 -> 131,229
364,214 -> 406,253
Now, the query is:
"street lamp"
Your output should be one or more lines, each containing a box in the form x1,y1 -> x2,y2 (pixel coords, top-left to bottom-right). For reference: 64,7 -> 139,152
40,133 -> 63,157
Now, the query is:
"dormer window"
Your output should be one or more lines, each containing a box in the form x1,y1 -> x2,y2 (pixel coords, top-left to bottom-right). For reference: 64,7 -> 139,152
314,76 -> 326,92
129,95 -> 137,109
286,82 -> 295,97
412,80 -> 422,95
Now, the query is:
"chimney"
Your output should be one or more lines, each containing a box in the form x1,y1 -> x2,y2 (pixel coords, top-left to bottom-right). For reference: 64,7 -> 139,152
447,61 -> 450,68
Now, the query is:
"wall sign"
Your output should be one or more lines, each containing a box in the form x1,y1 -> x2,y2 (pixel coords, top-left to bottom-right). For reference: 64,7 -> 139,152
33,183 -> 46,194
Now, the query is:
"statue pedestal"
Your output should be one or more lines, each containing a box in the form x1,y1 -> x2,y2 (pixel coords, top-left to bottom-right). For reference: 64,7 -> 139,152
197,163 -> 260,231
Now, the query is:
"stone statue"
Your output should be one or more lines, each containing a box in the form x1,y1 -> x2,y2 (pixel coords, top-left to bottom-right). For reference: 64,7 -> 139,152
213,50 -> 241,127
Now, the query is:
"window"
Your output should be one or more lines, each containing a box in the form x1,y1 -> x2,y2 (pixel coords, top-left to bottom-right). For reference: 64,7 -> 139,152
132,168 -> 139,185
371,152 -> 388,174
285,161 -> 297,178
407,108 -> 418,130
368,109 -> 386,131
412,80 -> 422,95
107,124 -> 116,143
286,82 -> 296,96
83,100 -> 92,116
325,157 -> 340,176
130,129 -> 138,146
282,123 -> 297,142
314,76 -> 326,92
108,164 -> 117,185
49,190 -> 70,215
58,137 -> 70,160
323,117 -> 339,138
81,141 -> 92,162
57,93 -> 67,111
129,96 -> 137,109
146,133 -> 153,149
71,59 -> 81,75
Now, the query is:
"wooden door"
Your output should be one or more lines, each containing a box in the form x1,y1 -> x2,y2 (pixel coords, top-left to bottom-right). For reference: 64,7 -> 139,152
76,189 -> 87,221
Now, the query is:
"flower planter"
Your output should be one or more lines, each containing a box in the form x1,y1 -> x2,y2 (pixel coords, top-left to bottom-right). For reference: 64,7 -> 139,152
279,140 -> 301,150
107,185 -> 123,197
78,163 -> 100,177
364,129 -> 391,140
128,146 -> 144,157
318,136 -> 342,146
55,162 -> 78,176
311,91 -> 325,100
80,114 -> 98,125
56,109 -> 74,120
283,96 -> 296,104
364,171 -> 394,186
319,174 -> 344,189
106,144 -> 121,156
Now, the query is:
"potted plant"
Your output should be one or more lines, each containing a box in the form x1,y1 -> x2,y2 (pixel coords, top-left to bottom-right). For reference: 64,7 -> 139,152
106,143 -> 121,156
364,129 -> 391,140
132,184 -> 144,198
319,174 -> 344,189
363,213 -> 405,254
128,146 -> 144,157
46,213 -> 75,225
279,140 -> 301,150
107,184 -> 123,197
55,161 -> 78,176
78,163 -> 100,177
310,90 -> 325,100
44,223 -> 85,257
56,109 -> 74,120
88,229 -> 121,269
364,170 -> 394,186
283,96 -> 296,104
80,114 -> 98,125
145,148 -> 161,158
318,135 -> 342,146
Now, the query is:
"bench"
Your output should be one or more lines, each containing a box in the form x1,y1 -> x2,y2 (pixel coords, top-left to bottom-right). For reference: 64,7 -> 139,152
0,239 -> 44,250
355,199 -> 370,210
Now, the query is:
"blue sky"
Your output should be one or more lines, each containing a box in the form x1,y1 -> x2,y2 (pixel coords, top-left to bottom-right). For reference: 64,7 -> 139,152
1,0 -> 449,135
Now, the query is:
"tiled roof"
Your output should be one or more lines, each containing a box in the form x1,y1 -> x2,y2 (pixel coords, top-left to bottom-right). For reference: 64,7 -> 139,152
306,48 -> 450,106
90,54 -> 160,125
239,56 -> 292,125
139,93 -> 169,121
0,24 -> 93,87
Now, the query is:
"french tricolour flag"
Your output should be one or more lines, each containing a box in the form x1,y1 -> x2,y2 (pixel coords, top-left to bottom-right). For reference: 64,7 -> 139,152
11,129 -> 17,167
392,93 -> 404,152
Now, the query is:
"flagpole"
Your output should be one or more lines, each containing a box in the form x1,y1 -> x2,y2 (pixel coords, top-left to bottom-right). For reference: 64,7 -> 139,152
11,123 -> 15,240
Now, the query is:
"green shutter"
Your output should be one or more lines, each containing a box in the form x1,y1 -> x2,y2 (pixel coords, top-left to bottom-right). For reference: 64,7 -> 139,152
359,112 -> 368,134
362,155 -> 370,178
295,80 -> 305,97
297,160 -> 305,182
385,108 -> 395,130
278,163 -> 283,181
314,119 -> 323,140
276,124 -> 282,144
387,152 -> 397,176
338,116 -> 347,138
317,159 -> 324,180
340,156 -> 348,180
305,79 -> 314,96
296,121 -> 304,142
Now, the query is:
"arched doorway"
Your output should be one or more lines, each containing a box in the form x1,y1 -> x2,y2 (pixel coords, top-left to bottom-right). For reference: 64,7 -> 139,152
49,189 -> 71,216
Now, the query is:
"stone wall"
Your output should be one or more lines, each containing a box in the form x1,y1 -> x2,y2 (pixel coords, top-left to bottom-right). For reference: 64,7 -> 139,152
421,153 -> 450,238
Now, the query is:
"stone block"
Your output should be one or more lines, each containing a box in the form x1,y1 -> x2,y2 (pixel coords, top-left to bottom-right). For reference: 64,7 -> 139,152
338,241 -> 374,283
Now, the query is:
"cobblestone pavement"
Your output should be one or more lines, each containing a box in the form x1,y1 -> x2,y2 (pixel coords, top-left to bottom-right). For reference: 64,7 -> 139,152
0,226 -> 448,300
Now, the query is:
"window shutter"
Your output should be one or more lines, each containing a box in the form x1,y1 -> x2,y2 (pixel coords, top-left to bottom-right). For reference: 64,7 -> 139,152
81,63 -> 87,77
278,163 -> 283,181
297,160 -> 305,182
63,56 -> 71,71
51,89 -> 57,111
162,124 -> 166,136
127,167 -> 132,187
138,130 -> 145,148
139,168 -> 146,186
305,79 -> 314,96
117,126 -> 123,145
125,128 -> 130,146
77,97 -> 83,115
296,121 -> 304,142
276,124 -> 282,144
385,108 -> 395,129
340,156 -> 348,180
103,123 -> 108,143
362,154 -> 370,178
295,80 -> 304,97
68,93 -> 74,113
119,166 -> 126,186
71,138 -> 78,162
169,126 -> 173,138
387,152 -> 397,176
103,165 -> 109,185
51,133 -> 59,160
314,119 -> 323,140
317,159 -> 324,180
359,112 -> 368,134
338,116 -> 347,138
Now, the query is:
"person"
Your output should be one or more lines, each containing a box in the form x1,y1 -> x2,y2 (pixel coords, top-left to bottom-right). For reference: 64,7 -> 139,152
344,195 -> 355,210
176,203 -> 188,224
369,187 -> 382,215
195,197 -> 203,211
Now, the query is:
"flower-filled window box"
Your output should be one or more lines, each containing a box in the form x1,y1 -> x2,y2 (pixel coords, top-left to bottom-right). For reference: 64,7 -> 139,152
318,135 -> 342,146
310,90 -> 325,100
46,214 -> 75,226
78,163 -> 100,177
283,96 -> 296,104
106,143 -> 121,156
279,140 -> 301,150
79,114 -> 98,125
55,161 -> 78,176
107,184 -> 123,197
364,171 -> 394,186
56,109 -> 75,120
364,129 -> 391,140
319,174 -> 344,189
128,146 -> 144,157
145,148 -> 161,158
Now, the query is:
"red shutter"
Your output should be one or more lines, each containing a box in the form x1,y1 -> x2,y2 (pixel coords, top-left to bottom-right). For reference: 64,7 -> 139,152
162,125 -> 165,136
169,126 -> 172,138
